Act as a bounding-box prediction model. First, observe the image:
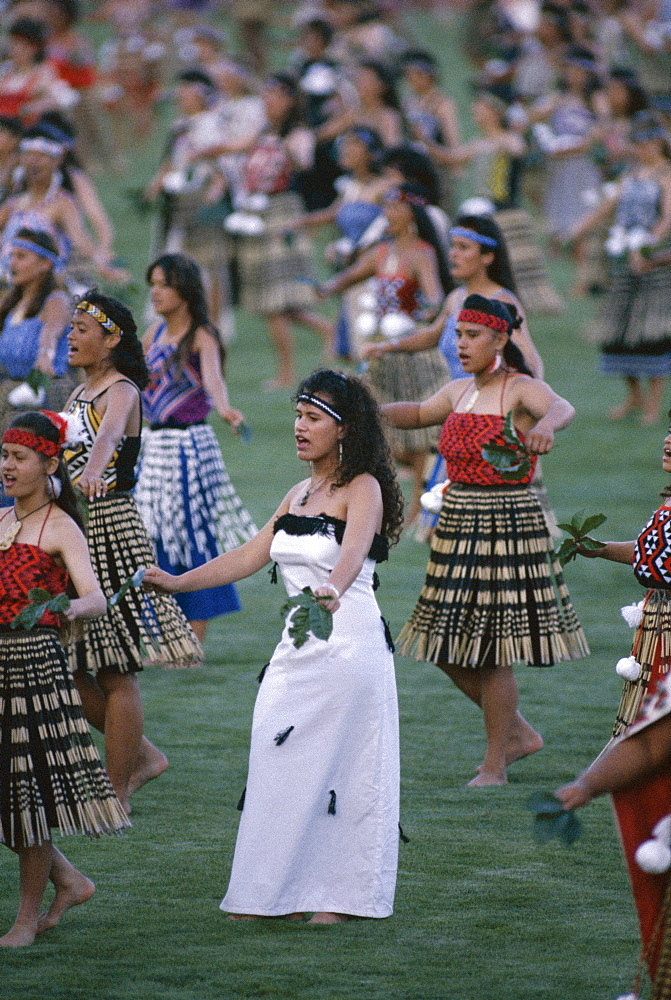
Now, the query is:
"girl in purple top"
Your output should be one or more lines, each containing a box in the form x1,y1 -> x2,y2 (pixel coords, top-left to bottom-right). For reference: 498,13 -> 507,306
135,254 -> 256,642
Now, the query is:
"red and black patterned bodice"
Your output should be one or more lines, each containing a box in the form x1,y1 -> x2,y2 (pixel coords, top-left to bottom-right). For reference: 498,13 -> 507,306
438,412 -> 537,487
633,504 -> 671,589
0,543 -> 69,628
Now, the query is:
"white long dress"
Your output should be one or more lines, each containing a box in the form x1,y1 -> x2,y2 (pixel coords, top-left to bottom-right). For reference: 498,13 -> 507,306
221,513 -> 400,918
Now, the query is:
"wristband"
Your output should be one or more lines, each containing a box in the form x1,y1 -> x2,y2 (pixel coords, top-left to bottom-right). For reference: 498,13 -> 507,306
322,583 -> 340,600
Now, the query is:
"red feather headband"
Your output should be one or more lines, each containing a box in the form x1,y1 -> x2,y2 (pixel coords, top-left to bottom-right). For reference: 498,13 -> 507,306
457,308 -> 509,334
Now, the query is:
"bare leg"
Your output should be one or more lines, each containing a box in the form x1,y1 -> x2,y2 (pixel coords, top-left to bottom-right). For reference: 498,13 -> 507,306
189,620 -> 208,644
0,842 -> 53,947
74,670 -> 167,808
37,848 -> 95,934
438,661 -> 543,767
308,912 -> 351,924
397,451 -> 428,526
265,313 -> 295,389
288,308 -> 336,360
642,377 -> 666,426
610,376 -> 642,420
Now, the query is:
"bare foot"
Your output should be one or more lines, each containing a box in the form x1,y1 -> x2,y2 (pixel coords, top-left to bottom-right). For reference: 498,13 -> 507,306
467,770 -> 508,787
127,744 -> 169,799
283,912 -> 305,920
308,912 -> 351,924
609,400 -> 639,420
642,407 -> 660,426
262,378 -> 294,392
0,922 -> 38,947
227,913 -> 260,920
506,728 -> 544,766
476,727 -> 544,772
37,873 -> 95,934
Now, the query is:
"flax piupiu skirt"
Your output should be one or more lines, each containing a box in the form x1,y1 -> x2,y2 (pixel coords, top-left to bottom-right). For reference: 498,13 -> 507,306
397,483 -> 589,669
612,588 -> 671,738
70,492 -> 203,676
0,629 -> 129,848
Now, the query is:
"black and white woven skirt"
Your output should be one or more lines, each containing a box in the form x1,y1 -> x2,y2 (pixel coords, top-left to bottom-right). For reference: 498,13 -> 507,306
70,492 -> 203,675
397,483 -> 590,669
0,629 -> 130,848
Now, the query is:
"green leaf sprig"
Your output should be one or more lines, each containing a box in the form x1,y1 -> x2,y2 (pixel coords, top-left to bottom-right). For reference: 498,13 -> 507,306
26,368 -> 51,394
280,586 -> 334,649
11,588 -> 71,631
556,510 -> 606,566
481,410 -> 533,482
108,567 -> 147,608
525,791 -> 582,846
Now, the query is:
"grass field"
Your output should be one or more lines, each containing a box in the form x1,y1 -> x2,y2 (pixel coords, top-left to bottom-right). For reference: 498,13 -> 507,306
0,9 -> 668,1000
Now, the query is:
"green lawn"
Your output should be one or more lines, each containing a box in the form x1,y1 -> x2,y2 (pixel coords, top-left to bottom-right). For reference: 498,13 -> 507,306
0,9 -> 666,1000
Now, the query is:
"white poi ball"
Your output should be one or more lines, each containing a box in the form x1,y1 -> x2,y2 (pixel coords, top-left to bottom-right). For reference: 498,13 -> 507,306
615,656 -> 641,681
357,291 -> 377,312
620,601 -> 644,629
634,838 -> 671,873
8,382 -> 46,408
420,481 -> 449,514
244,193 -> 269,212
652,814 -> 671,843
379,312 -> 416,340
355,312 -> 378,338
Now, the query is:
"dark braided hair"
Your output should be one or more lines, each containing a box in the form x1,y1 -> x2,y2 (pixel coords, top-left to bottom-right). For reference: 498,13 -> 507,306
146,253 -> 225,374
7,411 -> 83,530
295,370 -> 404,545
76,289 -> 149,390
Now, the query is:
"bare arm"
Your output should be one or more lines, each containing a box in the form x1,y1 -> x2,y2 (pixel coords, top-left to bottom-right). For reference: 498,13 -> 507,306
196,329 -> 244,429
413,243 -> 443,317
579,539 -> 636,563
382,382 -> 453,429
362,296 -> 453,359
317,247 -> 378,297
313,474 -> 383,613
72,170 -> 115,258
143,501 -> 290,593
77,382 -> 140,499
50,518 -> 107,620
34,291 -> 70,376
556,714 -> 671,810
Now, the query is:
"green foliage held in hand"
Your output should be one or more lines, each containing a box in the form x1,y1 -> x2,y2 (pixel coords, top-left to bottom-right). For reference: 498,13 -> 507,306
280,586 -> 334,649
525,790 -> 582,846
11,587 -> 70,631
481,410 -> 533,482
556,510 -> 607,566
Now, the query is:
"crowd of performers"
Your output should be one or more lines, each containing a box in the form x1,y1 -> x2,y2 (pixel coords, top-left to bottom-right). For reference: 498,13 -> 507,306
1,1 -> 671,998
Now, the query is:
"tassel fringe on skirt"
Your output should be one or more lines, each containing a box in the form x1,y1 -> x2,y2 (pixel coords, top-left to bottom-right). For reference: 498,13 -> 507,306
70,492 -> 203,675
0,630 -> 129,848
397,484 -> 589,669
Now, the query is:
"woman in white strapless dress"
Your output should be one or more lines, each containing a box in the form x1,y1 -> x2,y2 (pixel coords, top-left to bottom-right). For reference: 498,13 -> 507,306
144,369 -> 404,923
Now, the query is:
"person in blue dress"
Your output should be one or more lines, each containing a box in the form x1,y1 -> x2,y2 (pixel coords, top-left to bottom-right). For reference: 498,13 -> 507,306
0,227 -> 72,431
135,253 -> 257,643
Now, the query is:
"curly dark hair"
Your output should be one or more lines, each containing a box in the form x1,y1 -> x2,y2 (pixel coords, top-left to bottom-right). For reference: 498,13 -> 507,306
7,411 -> 83,530
146,253 -> 224,374
76,289 -> 149,390
295,369 -> 404,544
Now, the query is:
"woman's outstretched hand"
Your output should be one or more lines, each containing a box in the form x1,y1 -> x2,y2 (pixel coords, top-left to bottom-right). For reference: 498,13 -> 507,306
314,584 -> 341,613
143,565 -> 180,593
554,777 -> 594,811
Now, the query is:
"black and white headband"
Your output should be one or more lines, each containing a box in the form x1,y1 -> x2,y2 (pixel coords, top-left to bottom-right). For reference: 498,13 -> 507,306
297,393 -> 343,423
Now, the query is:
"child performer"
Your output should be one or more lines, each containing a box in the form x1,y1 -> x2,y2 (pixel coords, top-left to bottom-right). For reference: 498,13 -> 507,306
63,291 -> 202,814
0,410 -> 129,948
383,294 -> 589,786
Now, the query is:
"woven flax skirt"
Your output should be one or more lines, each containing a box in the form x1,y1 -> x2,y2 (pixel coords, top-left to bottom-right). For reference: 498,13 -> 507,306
0,630 -> 129,848
398,483 -> 589,669
70,492 -> 203,675
612,588 -> 671,738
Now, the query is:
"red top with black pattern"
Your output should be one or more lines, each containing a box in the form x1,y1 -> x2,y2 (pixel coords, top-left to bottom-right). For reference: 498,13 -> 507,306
0,542 -> 69,628
633,504 -> 671,590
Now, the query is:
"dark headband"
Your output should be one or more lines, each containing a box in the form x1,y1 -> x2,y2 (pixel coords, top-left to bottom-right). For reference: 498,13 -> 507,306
297,393 -> 343,423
